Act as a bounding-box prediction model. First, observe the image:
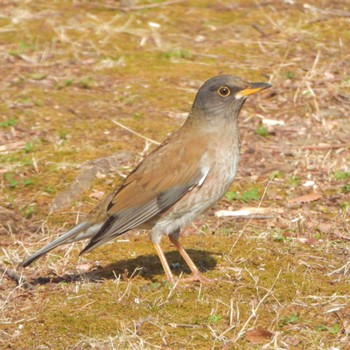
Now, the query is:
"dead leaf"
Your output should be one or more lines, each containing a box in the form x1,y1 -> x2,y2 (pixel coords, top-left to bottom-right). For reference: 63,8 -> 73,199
317,222 -> 333,234
89,190 -> 105,200
215,207 -> 283,218
295,237 -> 319,245
245,327 -> 274,343
285,336 -> 301,346
289,192 -> 321,204
0,141 -> 26,153
333,229 -> 350,241
76,263 -> 95,273
305,237 -> 318,245
51,152 -> 132,210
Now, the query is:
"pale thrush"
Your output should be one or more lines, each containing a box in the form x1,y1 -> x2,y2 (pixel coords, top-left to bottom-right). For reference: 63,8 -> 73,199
20,75 -> 271,283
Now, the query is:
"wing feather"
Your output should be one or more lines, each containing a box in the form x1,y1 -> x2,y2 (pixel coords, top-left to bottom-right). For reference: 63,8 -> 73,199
80,132 -> 210,254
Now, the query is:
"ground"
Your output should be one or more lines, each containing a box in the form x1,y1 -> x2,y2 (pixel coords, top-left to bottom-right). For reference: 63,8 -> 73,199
0,0 -> 350,349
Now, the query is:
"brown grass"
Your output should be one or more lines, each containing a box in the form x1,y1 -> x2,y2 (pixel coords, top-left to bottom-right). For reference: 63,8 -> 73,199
1,0 -> 349,349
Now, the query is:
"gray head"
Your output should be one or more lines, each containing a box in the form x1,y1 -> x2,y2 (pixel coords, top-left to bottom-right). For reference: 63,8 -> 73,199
191,75 -> 271,120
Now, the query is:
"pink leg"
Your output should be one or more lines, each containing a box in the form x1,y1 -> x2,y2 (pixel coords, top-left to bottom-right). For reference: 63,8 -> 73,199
168,234 -> 212,283
153,242 -> 175,284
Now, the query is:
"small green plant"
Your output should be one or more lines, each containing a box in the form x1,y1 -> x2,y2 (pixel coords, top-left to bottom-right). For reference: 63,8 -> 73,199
8,41 -> 35,56
0,118 -> 18,127
271,170 -> 284,179
22,178 -> 33,186
340,202 -> 350,211
341,184 -> 350,193
24,141 -> 34,153
200,224 -> 209,233
19,41 -> 35,51
4,173 -> 18,188
57,78 -> 74,90
78,77 -> 94,89
278,314 -> 299,327
149,282 -> 161,290
29,73 -> 47,81
16,97 -> 32,106
132,112 -> 143,120
332,170 -> 350,180
241,188 -> 259,202
117,95 -> 136,105
225,191 -> 239,201
207,314 -> 221,324
271,233 -> 285,242
57,130 -> 69,140
255,126 -> 269,137
285,71 -> 295,79
44,186 -> 54,193
329,324 -> 340,335
314,232 -> 321,239
221,228 -> 232,236
33,99 -> 43,106
20,205 -> 35,218
316,324 -> 340,335
287,175 -> 301,186
341,77 -> 350,88
21,158 -> 33,166
64,79 -> 74,88
161,49 -> 192,59
225,188 -> 260,202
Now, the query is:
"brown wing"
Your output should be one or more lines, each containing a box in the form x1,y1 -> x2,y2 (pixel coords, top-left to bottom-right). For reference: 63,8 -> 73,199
80,132 -> 209,254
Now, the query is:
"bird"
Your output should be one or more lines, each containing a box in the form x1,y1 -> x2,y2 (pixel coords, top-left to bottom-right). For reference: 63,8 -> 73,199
20,75 -> 271,283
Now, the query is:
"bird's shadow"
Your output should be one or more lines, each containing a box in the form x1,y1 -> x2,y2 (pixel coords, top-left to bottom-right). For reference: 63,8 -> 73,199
31,249 -> 217,286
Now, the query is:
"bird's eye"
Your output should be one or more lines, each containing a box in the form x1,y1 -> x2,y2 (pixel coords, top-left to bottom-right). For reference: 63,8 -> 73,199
217,86 -> 231,97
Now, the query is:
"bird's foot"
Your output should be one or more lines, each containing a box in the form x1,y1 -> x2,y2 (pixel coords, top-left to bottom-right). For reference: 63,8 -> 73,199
178,272 -> 213,284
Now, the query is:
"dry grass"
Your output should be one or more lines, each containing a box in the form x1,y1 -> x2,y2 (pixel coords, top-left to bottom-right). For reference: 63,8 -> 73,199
1,0 -> 349,349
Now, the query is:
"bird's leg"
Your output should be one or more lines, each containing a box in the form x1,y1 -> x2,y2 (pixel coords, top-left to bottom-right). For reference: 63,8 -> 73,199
153,242 -> 175,284
168,231 -> 211,283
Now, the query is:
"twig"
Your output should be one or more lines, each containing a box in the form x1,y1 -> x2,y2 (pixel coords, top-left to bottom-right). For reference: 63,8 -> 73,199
167,323 -> 202,328
229,176 -> 274,255
303,4 -> 350,18
251,24 -> 267,37
0,266 -> 33,289
88,0 -> 185,12
216,207 -> 283,219
165,273 -> 182,301
269,45 -> 291,84
327,261 -> 350,276
134,316 -> 153,335
301,143 -> 350,151
220,269 -> 282,339
111,119 -> 160,145
293,50 -> 320,104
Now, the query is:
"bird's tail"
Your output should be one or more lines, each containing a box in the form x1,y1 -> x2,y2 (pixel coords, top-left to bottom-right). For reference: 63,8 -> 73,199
20,221 -> 101,267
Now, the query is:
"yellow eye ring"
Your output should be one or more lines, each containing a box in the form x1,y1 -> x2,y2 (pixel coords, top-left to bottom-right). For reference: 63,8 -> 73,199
217,86 -> 231,97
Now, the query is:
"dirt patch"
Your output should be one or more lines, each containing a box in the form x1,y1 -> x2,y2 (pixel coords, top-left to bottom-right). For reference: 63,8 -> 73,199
1,0 -> 349,349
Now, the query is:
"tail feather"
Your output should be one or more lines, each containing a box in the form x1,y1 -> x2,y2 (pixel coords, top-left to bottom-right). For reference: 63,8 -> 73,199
20,221 -> 98,267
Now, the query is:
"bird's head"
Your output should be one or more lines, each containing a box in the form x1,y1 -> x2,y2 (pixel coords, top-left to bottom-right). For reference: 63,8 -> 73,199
191,75 -> 271,121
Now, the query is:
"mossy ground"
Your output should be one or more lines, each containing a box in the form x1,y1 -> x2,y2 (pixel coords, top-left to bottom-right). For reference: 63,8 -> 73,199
1,0 -> 349,349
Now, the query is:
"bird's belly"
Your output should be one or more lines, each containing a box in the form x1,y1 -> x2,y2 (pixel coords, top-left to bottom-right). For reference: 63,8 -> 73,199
150,147 -> 239,243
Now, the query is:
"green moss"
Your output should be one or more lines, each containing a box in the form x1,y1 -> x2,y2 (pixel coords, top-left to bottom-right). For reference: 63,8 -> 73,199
1,1 -> 349,349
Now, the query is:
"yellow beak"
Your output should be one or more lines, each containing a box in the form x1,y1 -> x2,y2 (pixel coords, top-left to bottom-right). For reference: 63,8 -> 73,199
236,82 -> 272,98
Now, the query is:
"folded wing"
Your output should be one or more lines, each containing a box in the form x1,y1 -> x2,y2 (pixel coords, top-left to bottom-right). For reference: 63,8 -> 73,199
81,134 -> 209,254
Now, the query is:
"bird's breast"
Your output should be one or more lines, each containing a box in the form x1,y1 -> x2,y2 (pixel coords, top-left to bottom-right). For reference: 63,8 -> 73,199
150,134 -> 240,242
205,138 -> 240,198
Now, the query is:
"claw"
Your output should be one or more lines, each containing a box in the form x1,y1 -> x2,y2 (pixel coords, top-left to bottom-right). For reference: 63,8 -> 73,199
178,272 -> 213,284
